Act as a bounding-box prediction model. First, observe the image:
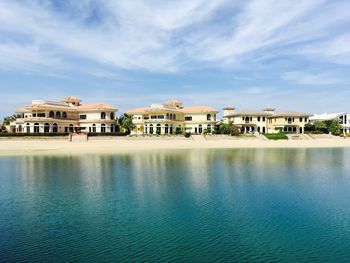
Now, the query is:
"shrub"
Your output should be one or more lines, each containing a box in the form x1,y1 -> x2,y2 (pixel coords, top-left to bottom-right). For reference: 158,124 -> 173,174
184,132 -> 191,138
263,133 -> 288,140
0,132 -> 69,137
87,132 -> 127,137
175,127 -> 182,135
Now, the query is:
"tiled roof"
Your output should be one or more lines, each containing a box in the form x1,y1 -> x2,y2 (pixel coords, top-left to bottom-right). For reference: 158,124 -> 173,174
271,111 -> 311,118
77,103 -> 116,110
181,106 -> 218,113
228,109 -> 272,117
63,96 -> 81,102
165,99 -> 182,105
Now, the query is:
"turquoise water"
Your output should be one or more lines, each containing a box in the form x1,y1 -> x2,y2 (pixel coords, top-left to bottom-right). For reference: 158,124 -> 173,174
1,149 -> 350,262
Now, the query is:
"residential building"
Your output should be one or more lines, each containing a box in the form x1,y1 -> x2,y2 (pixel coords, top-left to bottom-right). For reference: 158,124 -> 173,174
125,100 -> 218,135
223,107 -> 311,134
10,96 -> 118,133
267,111 -> 311,133
223,108 -> 271,133
310,113 -> 350,133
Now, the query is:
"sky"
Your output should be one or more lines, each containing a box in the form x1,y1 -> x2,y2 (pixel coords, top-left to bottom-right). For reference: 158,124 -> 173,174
0,0 -> 350,118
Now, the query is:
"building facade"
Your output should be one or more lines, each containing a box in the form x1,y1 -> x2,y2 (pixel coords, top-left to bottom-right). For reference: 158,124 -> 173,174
223,107 -> 311,134
10,96 -> 118,133
126,100 -> 218,135
310,112 -> 350,133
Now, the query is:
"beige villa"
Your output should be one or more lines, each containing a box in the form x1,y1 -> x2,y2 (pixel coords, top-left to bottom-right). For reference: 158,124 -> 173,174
10,96 -> 118,133
125,100 -> 218,135
223,107 -> 311,134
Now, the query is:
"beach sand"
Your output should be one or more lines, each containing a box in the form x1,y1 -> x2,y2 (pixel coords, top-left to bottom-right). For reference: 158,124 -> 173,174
0,136 -> 350,156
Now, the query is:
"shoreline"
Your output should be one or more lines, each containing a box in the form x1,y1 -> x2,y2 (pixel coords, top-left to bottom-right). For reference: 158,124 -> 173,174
0,137 -> 350,156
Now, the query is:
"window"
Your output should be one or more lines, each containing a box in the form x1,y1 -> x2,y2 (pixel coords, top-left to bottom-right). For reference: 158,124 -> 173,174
158,115 -> 164,119
299,118 -> 302,122
305,118 -> 308,122
34,123 -> 40,133
185,116 -> 192,121
110,112 -> 115,120
56,112 -> 61,118
92,124 -> 96,133
144,116 -> 149,120
151,115 -> 157,119
207,114 -> 211,121
173,114 -> 176,120
37,113 -> 45,117
258,117 -> 261,121
101,112 -> 106,119
26,123 -> 30,133
101,124 -> 106,133
263,117 -> 265,121
62,112 -> 67,119
49,111 -> 54,118
44,123 -> 50,133
80,115 -> 87,120
53,123 -> 58,133
69,124 -> 74,133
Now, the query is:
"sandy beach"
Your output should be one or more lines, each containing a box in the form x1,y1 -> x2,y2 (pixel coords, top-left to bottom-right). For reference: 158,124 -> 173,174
0,136 -> 350,156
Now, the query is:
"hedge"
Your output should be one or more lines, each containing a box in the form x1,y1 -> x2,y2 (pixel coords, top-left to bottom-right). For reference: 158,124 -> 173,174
0,133 -> 69,137
263,133 -> 288,140
87,132 -> 127,137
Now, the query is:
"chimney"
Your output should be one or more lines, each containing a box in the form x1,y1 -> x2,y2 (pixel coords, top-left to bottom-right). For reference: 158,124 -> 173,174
263,108 -> 275,115
223,107 -> 235,117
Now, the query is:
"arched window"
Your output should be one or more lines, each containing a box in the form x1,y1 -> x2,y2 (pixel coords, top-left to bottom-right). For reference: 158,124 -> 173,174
207,114 -> 211,121
110,112 -> 114,120
198,124 -> 203,134
56,112 -> 61,118
165,124 -> 169,134
101,112 -> 106,119
150,124 -> 154,134
34,123 -> 40,133
69,124 -> 74,133
18,125 -> 22,133
257,127 -> 261,133
207,124 -> 211,132
44,123 -> 50,133
101,124 -> 106,133
26,123 -> 30,133
92,124 -> 96,133
166,113 -> 169,119
49,111 -> 54,118
263,127 -> 266,133
110,124 -> 114,133
53,123 -> 58,133
62,112 -> 67,119
287,117 -> 292,124
173,114 -> 176,120
156,124 -> 161,134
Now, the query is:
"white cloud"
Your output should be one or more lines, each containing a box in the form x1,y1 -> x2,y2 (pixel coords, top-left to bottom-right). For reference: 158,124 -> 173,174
281,71 -> 342,85
0,0 -> 349,74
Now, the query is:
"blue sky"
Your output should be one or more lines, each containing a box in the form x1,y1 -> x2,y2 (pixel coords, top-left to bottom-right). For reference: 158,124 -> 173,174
0,0 -> 350,118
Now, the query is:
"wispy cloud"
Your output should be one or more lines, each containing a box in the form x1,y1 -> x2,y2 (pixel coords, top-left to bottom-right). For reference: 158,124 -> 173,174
281,71 -> 342,85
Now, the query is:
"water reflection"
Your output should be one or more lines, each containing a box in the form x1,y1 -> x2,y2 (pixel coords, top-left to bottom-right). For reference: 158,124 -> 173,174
2,148 -> 350,262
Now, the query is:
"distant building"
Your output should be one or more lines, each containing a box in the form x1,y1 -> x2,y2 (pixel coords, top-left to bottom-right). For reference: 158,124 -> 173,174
10,96 -> 118,133
125,99 -> 218,135
223,107 -> 311,134
310,113 -> 350,133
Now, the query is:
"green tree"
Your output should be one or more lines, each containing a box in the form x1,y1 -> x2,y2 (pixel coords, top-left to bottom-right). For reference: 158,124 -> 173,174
175,127 -> 182,135
327,119 -> 341,135
219,123 -> 232,135
3,114 -> 21,125
118,114 -> 135,135
314,121 -> 328,133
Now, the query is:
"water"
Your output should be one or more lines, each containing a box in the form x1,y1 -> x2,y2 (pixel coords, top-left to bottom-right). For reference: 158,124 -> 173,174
1,148 -> 350,262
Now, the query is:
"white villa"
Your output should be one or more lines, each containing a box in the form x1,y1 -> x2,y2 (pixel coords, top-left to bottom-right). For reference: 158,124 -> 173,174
9,96 -> 118,133
223,107 -> 311,134
125,100 -> 218,135
310,113 -> 350,133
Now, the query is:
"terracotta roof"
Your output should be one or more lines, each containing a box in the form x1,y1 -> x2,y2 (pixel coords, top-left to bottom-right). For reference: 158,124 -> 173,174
181,106 -> 218,113
77,103 -> 116,110
164,99 -> 182,105
63,96 -> 81,102
228,109 -> 272,117
125,107 -> 148,114
271,111 -> 312,118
